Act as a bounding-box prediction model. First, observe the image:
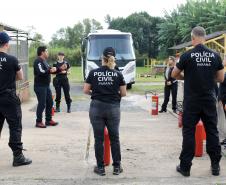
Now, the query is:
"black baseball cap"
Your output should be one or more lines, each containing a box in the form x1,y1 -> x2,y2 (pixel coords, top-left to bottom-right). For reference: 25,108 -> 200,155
58,52 -> 65,56
103,47 -> 116,57
0,32 -> 11,44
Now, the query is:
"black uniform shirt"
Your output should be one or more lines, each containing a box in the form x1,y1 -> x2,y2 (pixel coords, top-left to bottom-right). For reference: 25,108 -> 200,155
53,61 -> 70,78
33,57 -> 51,86
86,66 -> 126,104
176,44 -> 223,100
0,52 -> 21,92
219,73 -> 226,101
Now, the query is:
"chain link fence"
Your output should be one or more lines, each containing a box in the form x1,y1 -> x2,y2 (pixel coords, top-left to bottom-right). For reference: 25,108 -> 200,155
0,23 -> 30,102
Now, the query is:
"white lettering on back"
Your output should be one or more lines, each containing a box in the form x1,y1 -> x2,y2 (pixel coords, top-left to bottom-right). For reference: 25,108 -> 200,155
0,57 -> 6,62
190,51 -> 214,67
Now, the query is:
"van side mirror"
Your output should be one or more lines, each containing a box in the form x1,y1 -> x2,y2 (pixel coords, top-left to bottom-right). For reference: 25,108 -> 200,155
81,38 -> 87,53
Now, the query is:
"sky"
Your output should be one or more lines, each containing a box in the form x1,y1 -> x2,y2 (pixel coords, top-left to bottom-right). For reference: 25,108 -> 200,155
0,0 -> 186,42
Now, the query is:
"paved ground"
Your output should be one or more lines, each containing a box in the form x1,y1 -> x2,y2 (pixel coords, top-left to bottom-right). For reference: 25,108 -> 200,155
1,84 -> 226,185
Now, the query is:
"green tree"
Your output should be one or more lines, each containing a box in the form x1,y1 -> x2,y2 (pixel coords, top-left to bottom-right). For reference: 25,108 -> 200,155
158,0 -> 226,58
109,12 -> 162,58
49,18 -> 103,66
50,18 -> 103,48
29,33 -> 45,66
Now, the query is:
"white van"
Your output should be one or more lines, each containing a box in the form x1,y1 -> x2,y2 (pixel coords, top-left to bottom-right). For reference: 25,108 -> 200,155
81,29 -> 136,89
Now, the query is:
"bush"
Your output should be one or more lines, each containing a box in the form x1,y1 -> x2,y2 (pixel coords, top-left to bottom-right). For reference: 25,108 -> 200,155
135,50 -> 148,67
29,46 -> 82,67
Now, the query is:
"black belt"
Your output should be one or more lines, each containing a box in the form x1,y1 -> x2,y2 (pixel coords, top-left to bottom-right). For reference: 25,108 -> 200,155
0,89 -> 15,95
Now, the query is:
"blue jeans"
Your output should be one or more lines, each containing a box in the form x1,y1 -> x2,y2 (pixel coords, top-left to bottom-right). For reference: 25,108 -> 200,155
34,86 -> 53,122
89,99 -> 121,167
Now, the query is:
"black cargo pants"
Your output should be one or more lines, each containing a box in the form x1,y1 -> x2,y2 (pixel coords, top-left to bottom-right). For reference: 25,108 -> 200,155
54,76 -> 72,106
180,99 -> 222,171
0,90 -> 23,155
161,82 -> 178,111
89,99 -> 121,168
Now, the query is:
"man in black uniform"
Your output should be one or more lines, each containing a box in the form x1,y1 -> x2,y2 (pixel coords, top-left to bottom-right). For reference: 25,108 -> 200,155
0,31 -> 32,166
172,26 -> 224,176
53,52 -> 72,113
84,47 -> 126,176
33,46 -> 61,128
159,56 -> 178,113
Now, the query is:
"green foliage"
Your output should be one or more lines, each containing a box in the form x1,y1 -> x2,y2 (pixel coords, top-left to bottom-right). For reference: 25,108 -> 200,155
29,18 -> 103,66
130,84 -> 164,94
49,18 -> 103,48
28,33 -> 45,67
29,47 -> 36,67
29,47 -> 82,67
135,50 -> 148,67
109,12 -> 163,58
30,0 -> 226,64
158,0 -> 226,58
48,47 -> 82,66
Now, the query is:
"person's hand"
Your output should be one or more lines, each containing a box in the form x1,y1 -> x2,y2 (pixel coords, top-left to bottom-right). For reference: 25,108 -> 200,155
224,104 -> 226,111
167,81 -> 172,86
60,70 -> 67,74
50,67 -> 57,73
60,64 -> 67,70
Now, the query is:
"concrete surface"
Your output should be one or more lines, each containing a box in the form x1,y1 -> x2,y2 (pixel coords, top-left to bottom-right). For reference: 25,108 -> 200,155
1,85 -> 226,185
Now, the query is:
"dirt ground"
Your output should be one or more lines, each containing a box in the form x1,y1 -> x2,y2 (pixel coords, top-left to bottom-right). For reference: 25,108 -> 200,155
1,84 -> 226,185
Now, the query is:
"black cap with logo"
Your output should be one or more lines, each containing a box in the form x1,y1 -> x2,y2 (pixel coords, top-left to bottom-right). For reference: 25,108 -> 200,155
0,32 -> 11,44
103,47 -> 116,57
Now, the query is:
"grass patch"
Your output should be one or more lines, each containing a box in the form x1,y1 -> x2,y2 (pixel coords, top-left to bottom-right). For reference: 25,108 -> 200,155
67,67 -> 83,83
136,67 -> 152,74
136,75 -> 164,82
29,66 -> 84,83
136,67 -> 164,82
29,66 -> 164,84
130,84 -> 164,94
71,95 -> 89,101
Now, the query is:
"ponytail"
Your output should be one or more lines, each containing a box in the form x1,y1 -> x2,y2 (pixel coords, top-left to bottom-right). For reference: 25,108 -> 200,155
103,55 -> 116,69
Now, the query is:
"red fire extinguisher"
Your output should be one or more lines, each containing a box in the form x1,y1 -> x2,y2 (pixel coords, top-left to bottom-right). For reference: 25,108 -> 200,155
151,94 -> 159,115
145,91 -> 159,116
52,95 -> 55,116
104,127 -> 111,166
178,111 -> 183,128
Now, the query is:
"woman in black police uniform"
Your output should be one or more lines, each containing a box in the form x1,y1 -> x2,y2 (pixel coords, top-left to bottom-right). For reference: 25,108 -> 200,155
83,47 -> 127,176
53,52 -> 72,113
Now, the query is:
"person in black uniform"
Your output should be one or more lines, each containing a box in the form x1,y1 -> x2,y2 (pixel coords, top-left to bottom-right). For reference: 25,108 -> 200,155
0,31 -> 32,166
159,56 -> 178,113
218,58 -> 226,145
33,46 -> 61,128
84,47 -> 126,176
172,26 -> 224,177
53,52 -> 72,113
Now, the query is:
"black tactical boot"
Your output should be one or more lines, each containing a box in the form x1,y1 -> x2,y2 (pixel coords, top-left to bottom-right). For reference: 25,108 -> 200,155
159,109 -> 167,113
67,104 -> 71,113
94,166 -> 105,176
13,153 -> 32,167
211,162 -> 220,176
176,165 -> 190,177
55,103 -> 60,112
113,165 -> 123,175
